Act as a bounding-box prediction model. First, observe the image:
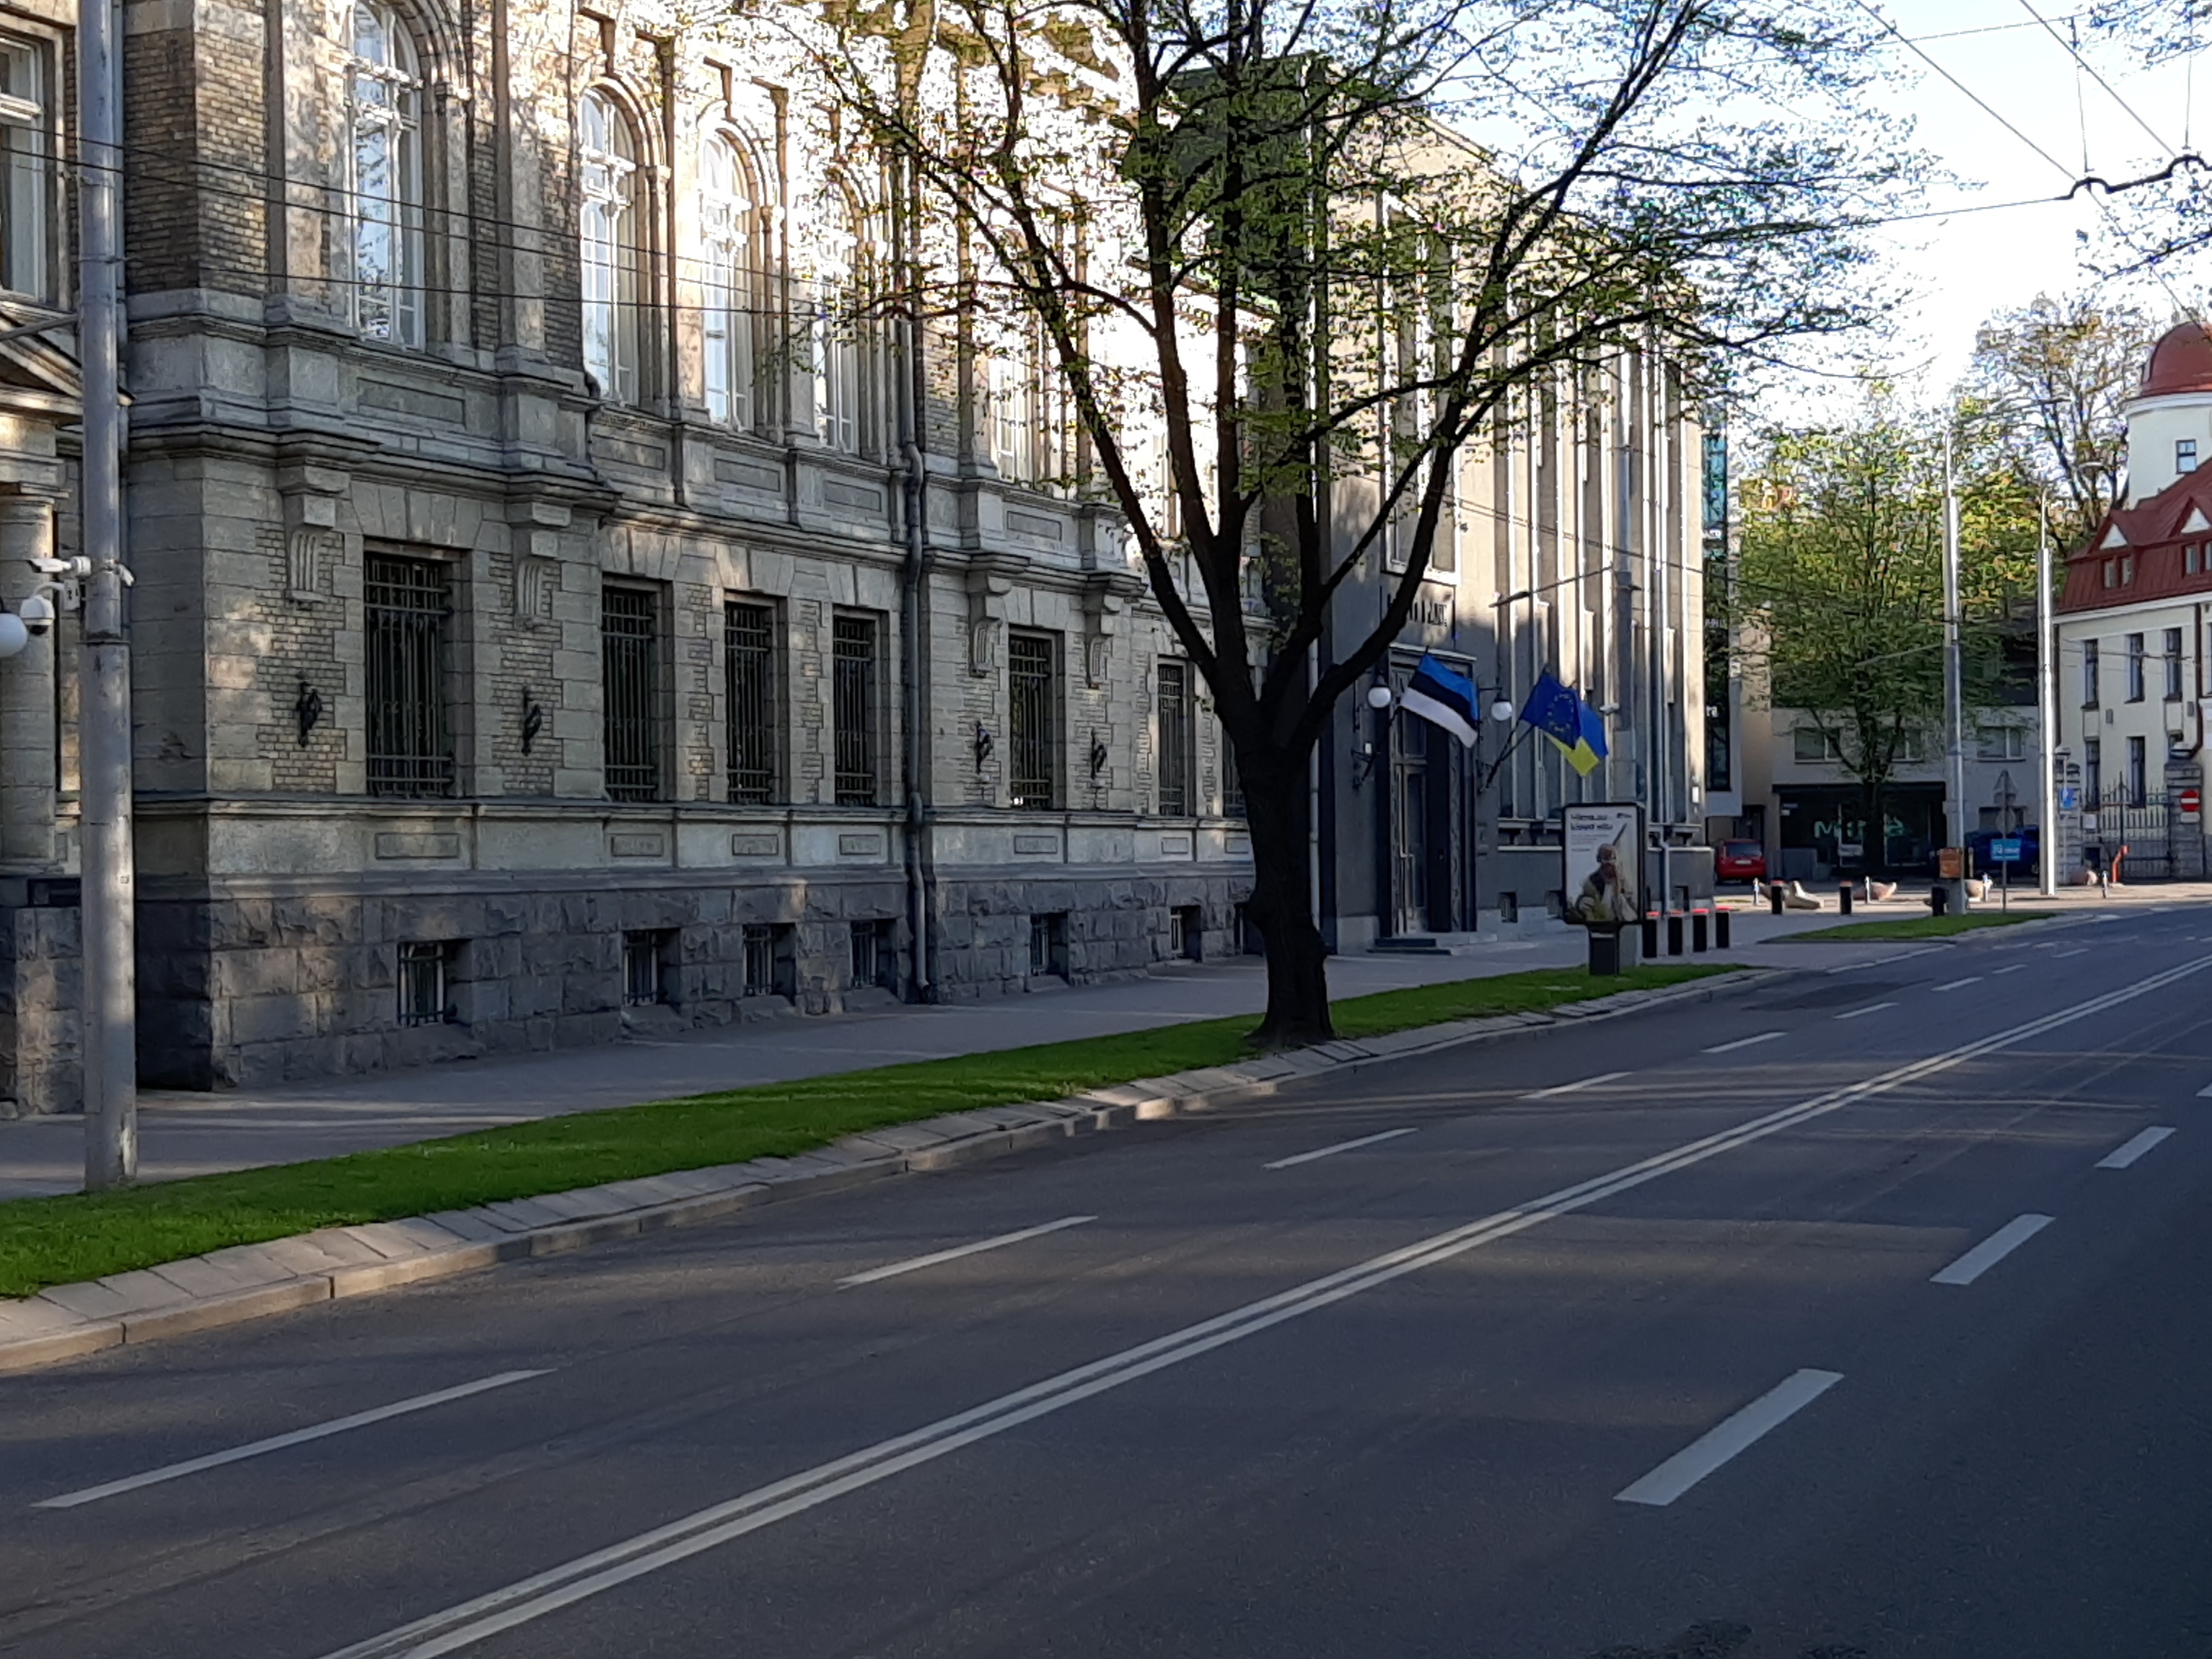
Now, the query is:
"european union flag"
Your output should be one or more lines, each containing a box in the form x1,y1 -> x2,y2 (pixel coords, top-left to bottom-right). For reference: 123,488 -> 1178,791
1519,672 -> 1608,777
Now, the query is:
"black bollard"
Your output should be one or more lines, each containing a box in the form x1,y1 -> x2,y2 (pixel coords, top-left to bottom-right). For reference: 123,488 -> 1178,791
1641,915 -> 1660,958
1666,912 -> 1685,956
1769,882 -> 1784,915
1691,910 -> 1709,952
1839,883 -> 1854,917
1714,907 -> 1732,949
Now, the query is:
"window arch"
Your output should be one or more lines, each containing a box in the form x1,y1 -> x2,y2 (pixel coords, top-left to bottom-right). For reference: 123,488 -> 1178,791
812,192 -> 869,454
579,89 -> 642,404
345,0 -> 423,347
700,133 -> 763,429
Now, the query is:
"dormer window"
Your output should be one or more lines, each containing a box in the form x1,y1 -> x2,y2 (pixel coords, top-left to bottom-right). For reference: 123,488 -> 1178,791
2105,559 -> 2118,587
2189,544 -> 2203,574
2180,438 -> 2199,474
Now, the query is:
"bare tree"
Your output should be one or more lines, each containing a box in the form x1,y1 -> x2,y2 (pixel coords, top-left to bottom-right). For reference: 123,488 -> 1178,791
1962,292 -> 2164,546
764,0 -> 1911,1043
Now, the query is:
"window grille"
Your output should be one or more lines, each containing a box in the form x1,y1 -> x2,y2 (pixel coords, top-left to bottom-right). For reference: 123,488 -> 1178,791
742,923 -> 794,998
849,918 -> 893,989
0,37 -> 53,301
397,941 -> 452,1025
1157,662 -> 1194,816
365,553 -> 454,798
622,930 -> 667,1006
1029,912 -> 1067,977
602,586 -> 662,801
725,600 -> 778,804
344,1 -> 423,346
1009,631 -> 1058,809
833,613 -> 880,806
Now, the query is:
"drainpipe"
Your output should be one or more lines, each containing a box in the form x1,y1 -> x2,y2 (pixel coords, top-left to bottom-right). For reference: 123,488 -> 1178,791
893,154 -> 934,998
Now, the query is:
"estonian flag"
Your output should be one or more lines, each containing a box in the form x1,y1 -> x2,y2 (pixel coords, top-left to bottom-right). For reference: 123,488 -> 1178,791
1519,672 -> 1608,776
1399,654 -> 1481,749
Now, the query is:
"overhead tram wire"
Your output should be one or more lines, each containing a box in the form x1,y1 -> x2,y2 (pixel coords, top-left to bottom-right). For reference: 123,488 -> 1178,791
2015,0 -> 2181,159
1847,0 -> 2204,322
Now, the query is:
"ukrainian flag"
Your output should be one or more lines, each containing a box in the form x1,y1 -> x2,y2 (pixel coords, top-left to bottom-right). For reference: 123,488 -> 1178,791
1519,672 -> 1608,777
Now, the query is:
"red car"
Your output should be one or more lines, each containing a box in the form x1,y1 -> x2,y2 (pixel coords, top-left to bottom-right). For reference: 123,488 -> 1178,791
1715,839 -> 1768,884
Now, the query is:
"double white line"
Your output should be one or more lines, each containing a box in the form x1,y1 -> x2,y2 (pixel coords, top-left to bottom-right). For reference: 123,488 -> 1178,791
322,954 -> 2212,1659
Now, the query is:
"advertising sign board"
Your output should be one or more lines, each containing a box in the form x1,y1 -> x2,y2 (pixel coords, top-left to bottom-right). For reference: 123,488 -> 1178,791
1562,804 -> 1644,926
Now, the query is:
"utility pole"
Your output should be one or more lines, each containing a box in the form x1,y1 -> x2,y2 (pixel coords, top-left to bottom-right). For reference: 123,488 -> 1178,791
79,0 -> 137,1189
1941,432 -> 1967,897
2036,499 -> 2058,898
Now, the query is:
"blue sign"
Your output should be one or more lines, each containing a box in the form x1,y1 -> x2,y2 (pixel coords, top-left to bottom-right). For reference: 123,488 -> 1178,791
1991,837 -> 2024,862
2058,786 -> 2081,811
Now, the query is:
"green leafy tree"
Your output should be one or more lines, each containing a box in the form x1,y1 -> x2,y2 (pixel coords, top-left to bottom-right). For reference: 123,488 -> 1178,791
766,0 -> 1913,1042
1736,404 -> 2038,866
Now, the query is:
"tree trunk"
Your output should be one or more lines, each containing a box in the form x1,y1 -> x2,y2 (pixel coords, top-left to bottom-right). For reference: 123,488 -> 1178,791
1239,758 -> 1334,1048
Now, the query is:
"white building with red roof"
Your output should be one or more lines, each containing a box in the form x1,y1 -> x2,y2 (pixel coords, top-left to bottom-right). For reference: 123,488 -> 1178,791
2057,321 -> 2212,875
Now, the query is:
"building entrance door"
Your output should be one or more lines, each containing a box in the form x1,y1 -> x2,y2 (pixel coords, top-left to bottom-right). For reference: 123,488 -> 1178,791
1388,656 -> 1469,935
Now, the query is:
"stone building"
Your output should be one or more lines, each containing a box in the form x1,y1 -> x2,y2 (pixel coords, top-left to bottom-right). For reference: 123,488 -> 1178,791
1317,355 -> 1714,948
0,0 -> 83,1114
108,0 -> 1250,1091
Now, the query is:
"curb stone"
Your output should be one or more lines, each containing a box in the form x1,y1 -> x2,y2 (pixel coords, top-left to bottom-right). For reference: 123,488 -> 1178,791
0,967 -> 1777,1376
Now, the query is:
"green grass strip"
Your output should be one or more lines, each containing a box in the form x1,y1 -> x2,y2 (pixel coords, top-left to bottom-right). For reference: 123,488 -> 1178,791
0,963 -> 1732,1300
1777,911 -> 2055,942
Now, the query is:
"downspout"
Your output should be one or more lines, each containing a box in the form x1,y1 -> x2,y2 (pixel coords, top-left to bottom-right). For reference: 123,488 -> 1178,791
893,150 -> 934,998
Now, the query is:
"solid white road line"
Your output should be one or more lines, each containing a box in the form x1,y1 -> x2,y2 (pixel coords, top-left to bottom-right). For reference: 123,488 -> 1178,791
1264,1127 -> 1416,1170
1993,964 -> 2027,975
1930,1214 -> 2054,1286
838,1216 -> 1096,1288
1933,977 -> 1982,992
1833,1000 -> 1895,1021
35,1370 -> 551,1511
317,954 -> 2212,1659
1522,1070 -> 1631,1099
2097,1127 -> 2177,1170
1702,1031 -> 1783,1055
1614,1369 -> 1844,1508
2055,947 -> 2088,959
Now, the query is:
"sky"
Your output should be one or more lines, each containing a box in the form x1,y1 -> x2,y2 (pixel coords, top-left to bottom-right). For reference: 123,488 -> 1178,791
1829,0 -> 2204,405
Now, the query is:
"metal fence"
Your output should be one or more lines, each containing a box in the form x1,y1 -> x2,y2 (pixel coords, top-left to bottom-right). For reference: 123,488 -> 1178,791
833,613 -> 879,806
365,554 -> 454,798
602,586 -> 662,802
2089,793 -> 2175,880
725,600 -> 777,804
1009,631 -> 1058,809
1157,661 -> 1193,817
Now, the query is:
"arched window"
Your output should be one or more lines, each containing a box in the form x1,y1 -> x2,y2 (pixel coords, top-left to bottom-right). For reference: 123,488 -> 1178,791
346,0 -> 423,347
700,134 -> 760,429
579,90 -> 641,403
813,193 -> 866,454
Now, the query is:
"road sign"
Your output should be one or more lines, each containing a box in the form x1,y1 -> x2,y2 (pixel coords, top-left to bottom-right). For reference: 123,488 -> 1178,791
2058,786 -> 2080,811
2182,787 -> 2202,823
1991,837 -> 2023,862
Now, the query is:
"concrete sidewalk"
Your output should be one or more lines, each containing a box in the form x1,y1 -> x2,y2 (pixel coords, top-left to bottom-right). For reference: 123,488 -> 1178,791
0,892 -> 2115,1200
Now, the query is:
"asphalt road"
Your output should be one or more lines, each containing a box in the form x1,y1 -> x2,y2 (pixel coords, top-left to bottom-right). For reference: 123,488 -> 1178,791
5,907 -> 2212,1658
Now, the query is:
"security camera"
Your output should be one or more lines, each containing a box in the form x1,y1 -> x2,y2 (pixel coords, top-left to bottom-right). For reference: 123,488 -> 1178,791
18,594 -> 55,637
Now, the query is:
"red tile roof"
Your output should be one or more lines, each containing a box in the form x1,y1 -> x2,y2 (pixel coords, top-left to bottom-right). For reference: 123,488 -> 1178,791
2062,469 -> 2212,615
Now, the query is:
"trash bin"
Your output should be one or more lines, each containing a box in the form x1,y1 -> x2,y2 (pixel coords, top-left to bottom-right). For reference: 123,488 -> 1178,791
1587,925 -> 1625,976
